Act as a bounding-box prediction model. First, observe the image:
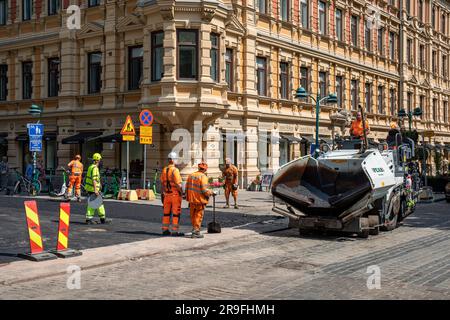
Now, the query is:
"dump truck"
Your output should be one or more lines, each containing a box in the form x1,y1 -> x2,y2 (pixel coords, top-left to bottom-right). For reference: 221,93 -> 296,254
271,137 -> 418,238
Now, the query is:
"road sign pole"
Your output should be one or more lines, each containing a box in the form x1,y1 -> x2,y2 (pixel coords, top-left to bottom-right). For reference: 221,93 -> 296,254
143,144 -> 147,189
127,141 -> 130,190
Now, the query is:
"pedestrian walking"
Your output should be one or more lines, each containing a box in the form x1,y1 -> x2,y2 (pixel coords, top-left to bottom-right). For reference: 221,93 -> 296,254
66,155 -> 83,202
186,161 -> 214,238
160,152 -> 183,236
222,158 -> 239,209
85,153 -> 110,224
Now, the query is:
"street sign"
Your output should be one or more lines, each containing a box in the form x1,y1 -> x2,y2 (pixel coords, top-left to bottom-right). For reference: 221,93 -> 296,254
122,135 -> 135,141
139,109 -> 154,127
27,123 -> 44,136
140,136 -> 153,144
29,136 -> 43,152
120,115 -> 136,136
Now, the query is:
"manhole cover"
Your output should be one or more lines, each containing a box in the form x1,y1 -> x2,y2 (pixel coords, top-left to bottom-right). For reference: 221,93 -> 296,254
276,260 -> 320,271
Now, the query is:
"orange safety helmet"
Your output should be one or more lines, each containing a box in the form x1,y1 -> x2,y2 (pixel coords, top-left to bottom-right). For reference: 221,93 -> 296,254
75,154 -> 81,160
198,161 -> 208,171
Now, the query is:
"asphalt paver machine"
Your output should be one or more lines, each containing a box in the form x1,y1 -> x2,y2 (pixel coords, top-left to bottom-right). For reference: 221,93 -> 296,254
271,136 -> 418,238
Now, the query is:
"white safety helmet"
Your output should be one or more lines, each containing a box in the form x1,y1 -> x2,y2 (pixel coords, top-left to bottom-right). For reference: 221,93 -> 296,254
168,152 -> 178,161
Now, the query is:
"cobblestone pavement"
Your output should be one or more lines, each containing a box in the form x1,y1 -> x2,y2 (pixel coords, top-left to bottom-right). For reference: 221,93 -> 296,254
1,200 -> 449,299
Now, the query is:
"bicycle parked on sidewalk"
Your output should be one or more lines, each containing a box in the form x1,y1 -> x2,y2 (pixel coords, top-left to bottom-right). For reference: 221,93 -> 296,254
101,168 -> 121,199
49,166 -> 70,197
12,168 -> 41,196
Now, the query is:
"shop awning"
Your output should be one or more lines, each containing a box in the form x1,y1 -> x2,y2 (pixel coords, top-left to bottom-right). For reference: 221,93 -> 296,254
320,138 -> 333,145
88,132 -> 122,143
62,131 -> 102,144
280,134 -> 303,144
301,135 -> 315,144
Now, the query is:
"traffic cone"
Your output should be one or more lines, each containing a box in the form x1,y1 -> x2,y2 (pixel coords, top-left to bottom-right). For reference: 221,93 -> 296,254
18,201 -> 57,262
50,202 -> 82,258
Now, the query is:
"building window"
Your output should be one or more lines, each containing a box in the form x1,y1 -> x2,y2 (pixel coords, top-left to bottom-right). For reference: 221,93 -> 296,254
365,20 -> 371,51
407,92 -> 412,113
390,88 -> 396,115
128,46 -> 143,90
443,55 -> 447,78
0,64 -> 7,101
280,62 -> 289,100
377,86 -> 384,114
442,14 -> 446,35
318,1 -> 327,35
419,95 -> 425,119
88,0 -> 100,7
257,0 -> 267,14
351,79 -> 358,110
444,101 -> 448,123
418,0 -> 423,22
336,76 -> 343,108
407,39 -> 412,65
300,66 -> 309,92
389,32 -> 396,61
378,28 -> 384,56
225,48 -> 233,91
432,6 -> 436,29
281,0 -> 290,21
23,0 -> 32,21
177,30 -> 198,80
48,58 -> 59,97
0,0 -> 7,25
318,71 -> 327,98
335,9 -> 343,41
210,33 -> 219,82
22,61 -> 32,99
433,99 -> 438,121
351,15 -> 358,46
432,50 -> 437,73
88,52 -> 102,94
48,0 -> 60,15
256,57 -> 267,96
419,44 -> 425,69
406,0 -> 410,14
151,31 -> 164,82
301,0 -> 309,28
365,83 -> 372,113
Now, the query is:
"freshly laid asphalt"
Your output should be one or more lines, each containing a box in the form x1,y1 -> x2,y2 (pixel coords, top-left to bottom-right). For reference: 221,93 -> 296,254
0,194 -> 281,264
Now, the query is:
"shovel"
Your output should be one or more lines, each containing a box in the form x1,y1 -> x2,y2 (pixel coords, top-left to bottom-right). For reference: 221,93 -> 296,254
207,194 -> 221,233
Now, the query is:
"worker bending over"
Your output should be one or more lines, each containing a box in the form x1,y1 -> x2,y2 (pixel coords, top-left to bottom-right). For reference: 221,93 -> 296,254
186,161 -> 213,239
160,152 -> 183,237
350,111 -> 370,139
66,154 -> 83,202
222,158 -> 239,209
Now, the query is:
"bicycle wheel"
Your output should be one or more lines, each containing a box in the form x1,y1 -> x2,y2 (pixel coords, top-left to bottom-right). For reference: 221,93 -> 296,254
30,180 -> 42,196
13,181 -> 21,195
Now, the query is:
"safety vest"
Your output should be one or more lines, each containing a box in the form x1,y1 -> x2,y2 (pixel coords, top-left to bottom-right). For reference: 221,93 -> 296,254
160,164 -> 182,194
69,160 -> 83,176
186,171 -> 210,205
350,120 -> 370,138
85,164 -> 100,193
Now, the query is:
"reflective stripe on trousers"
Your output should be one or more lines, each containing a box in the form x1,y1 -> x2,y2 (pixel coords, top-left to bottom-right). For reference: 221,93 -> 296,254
162,193 -> 182,231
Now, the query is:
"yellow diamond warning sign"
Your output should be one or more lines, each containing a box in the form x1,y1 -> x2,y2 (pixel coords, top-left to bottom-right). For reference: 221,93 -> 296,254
121,115 -> 136,136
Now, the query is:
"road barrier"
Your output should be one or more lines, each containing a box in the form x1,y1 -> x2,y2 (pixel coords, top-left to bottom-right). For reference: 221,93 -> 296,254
135,189 -> 156,201
18,201 -> 57,262
117,189 -> 139,201
50,202 -> 82,258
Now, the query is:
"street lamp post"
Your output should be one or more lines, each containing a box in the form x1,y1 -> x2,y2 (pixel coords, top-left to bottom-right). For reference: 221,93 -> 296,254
295,87 -> 338,158
28,104 -> 42,182
398,107 -> 422,132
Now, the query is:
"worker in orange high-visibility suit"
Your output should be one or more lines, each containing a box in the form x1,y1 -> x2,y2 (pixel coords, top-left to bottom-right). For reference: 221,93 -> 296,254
160,152 -> 184,237
222,158 -> 239,209
350,111 -> 370,139
186,161 -> 214,238
66,155 -> 83,202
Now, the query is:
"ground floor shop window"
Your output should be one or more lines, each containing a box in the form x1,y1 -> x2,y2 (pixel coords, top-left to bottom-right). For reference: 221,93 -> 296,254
279,138 -> 293,166
120,142 -> 143,178
45,140 -> 57,172
257,135 -> 272,172
219,132 -> 244,167
81,140 -> 103,165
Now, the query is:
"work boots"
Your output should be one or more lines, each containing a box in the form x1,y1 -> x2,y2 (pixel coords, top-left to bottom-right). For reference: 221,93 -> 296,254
162,230 -> 171,236
191,230 -> 204,239
100,218 -> 112,224
234,204 -> 239,209
85,219 -> 94,225
223,204 -> 230,209
171,231 -> 184,237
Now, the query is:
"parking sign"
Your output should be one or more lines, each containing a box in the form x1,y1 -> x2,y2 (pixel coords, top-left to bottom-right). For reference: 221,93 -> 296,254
28,124 -> 44,136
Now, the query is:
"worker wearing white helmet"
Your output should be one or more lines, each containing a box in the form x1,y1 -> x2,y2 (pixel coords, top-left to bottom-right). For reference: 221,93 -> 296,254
160,151 -> 183,236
